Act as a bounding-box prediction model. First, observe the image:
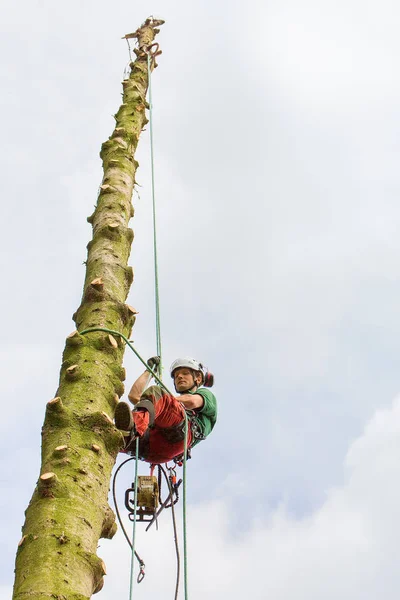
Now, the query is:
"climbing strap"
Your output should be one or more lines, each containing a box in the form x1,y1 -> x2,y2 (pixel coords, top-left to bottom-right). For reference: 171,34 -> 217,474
128,436 -> 140,600
133,399 -> 155,427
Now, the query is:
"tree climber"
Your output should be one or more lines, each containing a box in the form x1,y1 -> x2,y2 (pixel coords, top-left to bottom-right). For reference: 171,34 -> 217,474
114,357 -> 217,464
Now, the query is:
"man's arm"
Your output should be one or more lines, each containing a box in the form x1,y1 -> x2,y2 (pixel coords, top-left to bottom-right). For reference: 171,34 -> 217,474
128,370 -> 151,405
178,393 -> 204,410
128,372 -> 204,409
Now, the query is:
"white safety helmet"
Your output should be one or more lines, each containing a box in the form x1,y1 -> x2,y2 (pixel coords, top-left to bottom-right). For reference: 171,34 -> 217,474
170,358 -> 202,377
170,358 -> 214,388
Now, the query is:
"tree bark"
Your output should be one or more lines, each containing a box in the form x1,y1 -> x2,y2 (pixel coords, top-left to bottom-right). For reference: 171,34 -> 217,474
12,17 -> 164,600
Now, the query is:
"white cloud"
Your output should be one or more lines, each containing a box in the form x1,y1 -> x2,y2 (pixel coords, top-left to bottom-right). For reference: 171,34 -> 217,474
100,394 -> 400,599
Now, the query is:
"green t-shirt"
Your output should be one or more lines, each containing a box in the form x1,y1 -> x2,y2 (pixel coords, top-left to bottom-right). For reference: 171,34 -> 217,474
188,387 -> 217,446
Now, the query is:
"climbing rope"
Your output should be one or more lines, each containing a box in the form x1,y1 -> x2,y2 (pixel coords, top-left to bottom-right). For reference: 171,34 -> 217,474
146,47 -> 190,599
147,51 -> 163,370
182,415 -> 189,600
121,42 -> 162,368
165,467 -> 181,600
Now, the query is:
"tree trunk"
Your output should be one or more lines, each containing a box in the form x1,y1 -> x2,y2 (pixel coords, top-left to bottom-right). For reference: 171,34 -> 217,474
12,17 -> 164,600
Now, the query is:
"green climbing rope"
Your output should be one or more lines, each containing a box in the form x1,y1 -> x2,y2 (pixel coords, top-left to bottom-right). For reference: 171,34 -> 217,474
146,52 -> 189,600
147,53 -> 162,371
182,408 -> 189,599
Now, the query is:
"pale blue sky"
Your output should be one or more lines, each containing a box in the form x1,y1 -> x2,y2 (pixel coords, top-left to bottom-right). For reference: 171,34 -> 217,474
2,1 -> 400,598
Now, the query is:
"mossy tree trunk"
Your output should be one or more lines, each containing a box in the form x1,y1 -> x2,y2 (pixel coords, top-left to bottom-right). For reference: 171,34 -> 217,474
12,18 -> 164,600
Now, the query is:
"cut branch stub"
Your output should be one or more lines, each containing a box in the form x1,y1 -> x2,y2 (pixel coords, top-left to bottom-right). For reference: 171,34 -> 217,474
125,267 -> 134,286
113,137 -> 128,149
66,364 -> 79,380
54,445 -> 68,455
108,335 -> 118,349
89,554 -> 108,594
91,444 -> 101,453
90,278 -> 104,290
101,560 -> 107,576
93,579 -> 104,595
102,521 -> 117,540
113,127 -> 126,136
101,506 -> 116,540
39,472 -> 57,487
67,330 -> 79,338
101,412 -> 114,425
40,472 -> 56,482
47,397 -> 64,410
110,394 -> 119,410
126,304 -> 138,315
66,330 -> 83,347
45,396 -> 69,426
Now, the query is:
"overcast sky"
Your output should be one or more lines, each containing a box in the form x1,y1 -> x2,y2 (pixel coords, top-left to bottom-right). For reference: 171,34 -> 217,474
2,0 -> 400,598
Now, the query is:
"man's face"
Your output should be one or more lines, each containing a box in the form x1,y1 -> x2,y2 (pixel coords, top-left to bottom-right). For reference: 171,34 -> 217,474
174,367 -> 198,392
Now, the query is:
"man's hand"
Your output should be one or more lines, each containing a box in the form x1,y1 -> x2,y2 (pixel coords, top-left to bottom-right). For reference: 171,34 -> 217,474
147,356 -> 161,372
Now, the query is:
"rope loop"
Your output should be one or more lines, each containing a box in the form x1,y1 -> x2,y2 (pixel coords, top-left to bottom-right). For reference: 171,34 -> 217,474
144,42 -> 162,68
137,565 -> 145,584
